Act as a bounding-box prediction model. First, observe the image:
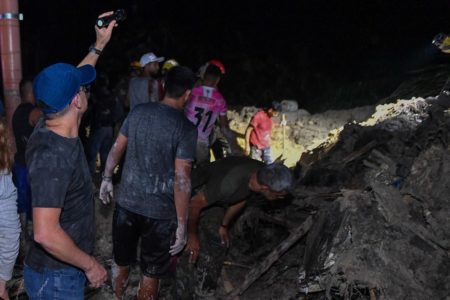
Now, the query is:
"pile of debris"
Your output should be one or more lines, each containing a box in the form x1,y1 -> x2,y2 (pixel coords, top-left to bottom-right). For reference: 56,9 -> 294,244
9,97 -> 449,300
218,96 -> 450,299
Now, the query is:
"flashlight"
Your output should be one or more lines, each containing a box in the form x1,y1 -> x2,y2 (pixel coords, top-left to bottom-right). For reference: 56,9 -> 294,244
96,9 -> 126,28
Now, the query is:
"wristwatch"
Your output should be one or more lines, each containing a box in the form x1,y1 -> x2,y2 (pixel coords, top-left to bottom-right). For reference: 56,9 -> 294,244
89,44 -> 102,56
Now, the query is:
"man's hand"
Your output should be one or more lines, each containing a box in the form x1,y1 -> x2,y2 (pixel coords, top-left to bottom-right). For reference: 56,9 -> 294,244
244,147 -> 251,156
94,11 -> 116,50
218,225 -> 230,248
169,223 -> 187,256
0,280 -> 7,299
99,179 -> 113,204
85,256 -> 108,288
185,233 -> 200,264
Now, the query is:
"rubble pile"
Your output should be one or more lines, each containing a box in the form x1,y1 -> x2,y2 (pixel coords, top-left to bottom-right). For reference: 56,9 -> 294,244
10,98 -> 447,300
223,97 -> 450,299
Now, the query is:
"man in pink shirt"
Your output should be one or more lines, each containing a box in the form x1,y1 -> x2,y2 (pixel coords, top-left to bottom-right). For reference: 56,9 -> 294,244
185,64 -> 236,165
245,107 -> 279,163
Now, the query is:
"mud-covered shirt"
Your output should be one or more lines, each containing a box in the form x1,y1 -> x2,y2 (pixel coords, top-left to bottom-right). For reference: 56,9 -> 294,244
191,156 -> 264,207
25,120 -> 94,271
117,102 -> 197,220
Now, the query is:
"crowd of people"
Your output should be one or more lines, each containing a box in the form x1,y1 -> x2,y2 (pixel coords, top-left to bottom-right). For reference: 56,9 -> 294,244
0,11 -> 294,300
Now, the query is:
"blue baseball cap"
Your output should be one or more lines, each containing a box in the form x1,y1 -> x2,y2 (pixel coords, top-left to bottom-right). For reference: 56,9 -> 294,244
33,63 -> 96,114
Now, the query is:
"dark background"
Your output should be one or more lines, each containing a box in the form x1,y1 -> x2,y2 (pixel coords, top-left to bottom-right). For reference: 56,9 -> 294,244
19,0 -> 450,112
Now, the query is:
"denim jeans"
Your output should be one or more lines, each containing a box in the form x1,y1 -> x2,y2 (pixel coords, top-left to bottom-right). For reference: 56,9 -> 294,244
250,146 -> 272,164
24,265 -> 86,300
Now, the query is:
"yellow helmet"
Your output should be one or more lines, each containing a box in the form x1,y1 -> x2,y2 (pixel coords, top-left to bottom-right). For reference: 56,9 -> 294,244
129,61 -> 141,69
162,59 -> 179,74
432,33 -> 450,54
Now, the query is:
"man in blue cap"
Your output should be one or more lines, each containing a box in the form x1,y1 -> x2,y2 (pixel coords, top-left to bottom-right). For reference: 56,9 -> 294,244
23,12 -> 116,299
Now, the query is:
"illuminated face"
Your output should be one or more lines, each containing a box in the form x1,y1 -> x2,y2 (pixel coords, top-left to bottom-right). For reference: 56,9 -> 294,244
268,108 -> 279,118
145,61 -> 160,75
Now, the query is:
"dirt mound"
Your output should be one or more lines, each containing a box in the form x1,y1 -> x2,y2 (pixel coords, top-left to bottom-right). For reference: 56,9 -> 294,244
222,97 -> 450,299
228,105 -> 375,167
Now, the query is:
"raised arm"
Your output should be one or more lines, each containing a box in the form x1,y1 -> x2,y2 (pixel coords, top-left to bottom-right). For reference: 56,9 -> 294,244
78,12 -> 116,68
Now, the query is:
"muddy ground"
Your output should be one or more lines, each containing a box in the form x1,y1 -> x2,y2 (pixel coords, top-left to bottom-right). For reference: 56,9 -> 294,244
8,96 -> 450,300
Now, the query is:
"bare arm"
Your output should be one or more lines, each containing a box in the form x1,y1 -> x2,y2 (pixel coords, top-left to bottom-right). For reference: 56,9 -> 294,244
244,126 -> 254,155
77,12 -> 116,68
218,200 -> 247,247
185,191 -> 209,263
33,208 -> 106,286
222,201 -> 246,228
169,159 -> 194,255
187,191 -> 209,237
33,208 -> 93,270
174,159 -> 193,228
103,133 -> 128,178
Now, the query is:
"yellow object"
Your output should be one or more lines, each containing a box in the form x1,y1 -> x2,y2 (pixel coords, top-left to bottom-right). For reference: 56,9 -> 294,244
130,61 -> 141,68
162,59 -> 179,73
440,36 -> 450,53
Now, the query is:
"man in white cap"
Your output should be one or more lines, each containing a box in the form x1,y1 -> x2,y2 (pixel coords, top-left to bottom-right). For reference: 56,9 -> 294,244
128,52 -> 165,110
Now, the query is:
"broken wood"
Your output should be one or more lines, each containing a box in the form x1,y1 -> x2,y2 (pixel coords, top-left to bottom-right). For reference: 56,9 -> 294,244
257,212 -> 297,232
223,261 -> 251,269
226,216 -> 313,298
341,140 -> 378,165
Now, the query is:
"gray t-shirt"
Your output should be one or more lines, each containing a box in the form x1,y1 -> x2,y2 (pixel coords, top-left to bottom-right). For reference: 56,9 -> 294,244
128,77 -> 160,110
117,102 -> 197,220
25,121 -> 95,271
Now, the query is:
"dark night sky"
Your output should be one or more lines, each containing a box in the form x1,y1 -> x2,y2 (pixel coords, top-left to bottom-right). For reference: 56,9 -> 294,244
17,0 -> 450,110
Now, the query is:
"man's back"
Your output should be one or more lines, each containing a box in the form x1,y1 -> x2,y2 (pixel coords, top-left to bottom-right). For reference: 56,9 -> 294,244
118,102 -> 197,219
128,77 -> 160,110
192,156 -> 264,207
185,85 -> 227,141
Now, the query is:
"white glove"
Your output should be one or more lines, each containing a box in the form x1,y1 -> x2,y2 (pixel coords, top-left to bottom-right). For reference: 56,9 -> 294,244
169,223 -> 187,255
99,179 -> 113,204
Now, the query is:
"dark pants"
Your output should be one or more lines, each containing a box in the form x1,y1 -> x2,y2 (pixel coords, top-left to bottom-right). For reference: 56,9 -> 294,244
112,205 -> 177,278
87,126 -> 113,176
13,162 -> 32,220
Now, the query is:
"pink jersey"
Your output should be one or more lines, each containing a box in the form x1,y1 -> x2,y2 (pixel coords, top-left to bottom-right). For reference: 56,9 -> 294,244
185,86 -> 227,141
249,110 -> 273,149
